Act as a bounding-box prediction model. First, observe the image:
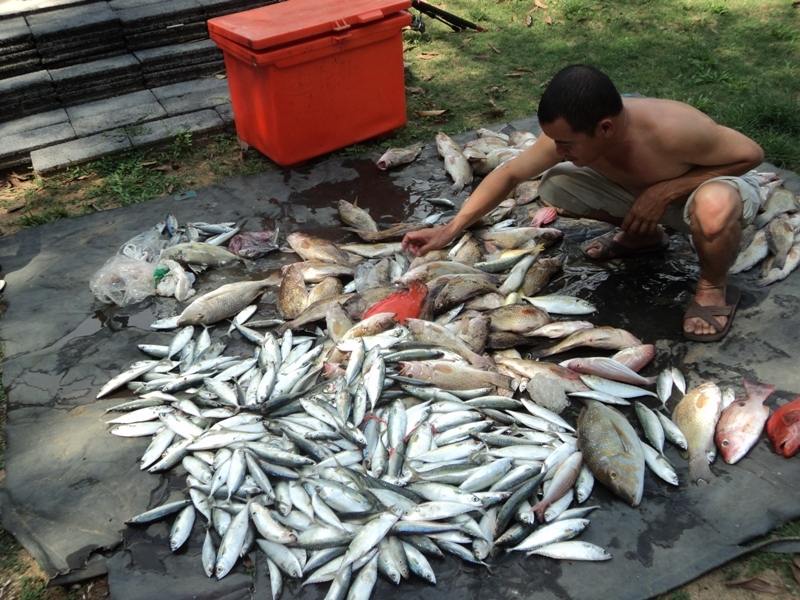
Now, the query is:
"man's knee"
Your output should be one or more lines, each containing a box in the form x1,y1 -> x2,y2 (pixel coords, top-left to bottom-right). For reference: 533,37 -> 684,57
689,182 -> 742,239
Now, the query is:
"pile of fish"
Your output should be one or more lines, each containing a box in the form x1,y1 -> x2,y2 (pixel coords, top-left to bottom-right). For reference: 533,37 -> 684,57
379,132 -> 800,287
730,181 -> 800,285
377,128 -> 536,193
99,189 -> 798,598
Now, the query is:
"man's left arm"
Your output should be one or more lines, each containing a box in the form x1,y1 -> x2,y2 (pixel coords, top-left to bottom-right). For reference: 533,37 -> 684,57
623,124 -> 764,235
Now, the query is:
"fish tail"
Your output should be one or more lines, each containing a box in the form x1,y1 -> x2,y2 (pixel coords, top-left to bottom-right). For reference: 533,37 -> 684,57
742,379 -> 775,404
689,453 -> 714,484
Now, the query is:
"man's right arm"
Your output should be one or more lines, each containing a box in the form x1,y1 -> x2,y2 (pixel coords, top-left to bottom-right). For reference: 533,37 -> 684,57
402,134 -> 562,256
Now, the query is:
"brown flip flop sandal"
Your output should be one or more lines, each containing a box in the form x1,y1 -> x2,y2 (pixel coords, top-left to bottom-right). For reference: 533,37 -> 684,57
683,285 -> 741,342
582,229 -> 669,261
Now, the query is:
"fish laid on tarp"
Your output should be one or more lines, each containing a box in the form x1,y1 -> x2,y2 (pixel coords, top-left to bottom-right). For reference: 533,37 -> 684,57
715,379 -> 774,464
673,382 -> 723,483
376,142 -> 423,171
161,242 -> 242,267
177,280 -> 271,326
539,327 -> 641,357
435,132 -> 472,192
362,282 -> 427,324
287,232 -> 361,267
577,401 -> 645,507
766,396 -> 800,458
338,200 -> 379,233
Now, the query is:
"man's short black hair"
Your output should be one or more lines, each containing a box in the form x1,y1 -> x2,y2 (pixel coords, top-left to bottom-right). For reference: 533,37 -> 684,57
537,65 -> 623,135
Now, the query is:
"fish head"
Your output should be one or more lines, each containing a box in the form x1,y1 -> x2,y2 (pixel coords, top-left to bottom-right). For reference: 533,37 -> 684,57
596,453 -> 644,507
715,426 -> 752,464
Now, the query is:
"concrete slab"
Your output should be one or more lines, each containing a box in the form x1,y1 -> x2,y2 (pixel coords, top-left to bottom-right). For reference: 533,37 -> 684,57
151,76 -> 229,115
214,101 -> 233,123
26,2 -> 120,39
133,38 -> 219,68
30,127 -> 131,172
142,60 -> 223,88
128,108 -> 223,147
48,53 -> 140,83
115,0 -> 203,25
0,69 -> 52,94
0,0 -> 93,19
0,16 -> 32,44
124,26 -> 208,51
67,89 -> 165,136
0,107 -> 69,137
0,121 -> 76,169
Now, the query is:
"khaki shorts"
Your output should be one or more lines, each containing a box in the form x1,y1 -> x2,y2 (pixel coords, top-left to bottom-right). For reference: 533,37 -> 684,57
538,162 -> 763,233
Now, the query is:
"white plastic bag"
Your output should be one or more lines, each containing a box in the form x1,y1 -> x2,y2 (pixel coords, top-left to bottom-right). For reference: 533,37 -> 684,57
89,255 -> 156,306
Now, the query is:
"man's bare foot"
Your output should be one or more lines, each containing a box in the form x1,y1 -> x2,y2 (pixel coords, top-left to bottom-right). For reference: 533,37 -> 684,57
583,228 -> 669,260
684,281 -> 728,336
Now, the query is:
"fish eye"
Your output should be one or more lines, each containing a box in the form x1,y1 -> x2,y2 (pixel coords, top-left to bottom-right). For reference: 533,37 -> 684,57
609,471 -> 617,479
721,439 -> 729,446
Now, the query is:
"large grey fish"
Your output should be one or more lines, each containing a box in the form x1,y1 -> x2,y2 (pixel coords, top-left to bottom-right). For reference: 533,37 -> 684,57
730,228 -> 768,274
160,242 -> 242,267
287,232 -> 361,266
406,318 -> 491,369
577,400 -> 645,506
177,280 -> 271,326
306,277 -> 343,306
479,227 -> 563,250
766,215 -> 795,269
754,187 -> 798,229
672,381 -> 722,483
539,327 -> 641,357
338,199 -> 379,233
758,242 -> 800,286
435,132 -> 472,192
488,304 -> 550,334
278,263 -> 308,320
376,142 -> 423,171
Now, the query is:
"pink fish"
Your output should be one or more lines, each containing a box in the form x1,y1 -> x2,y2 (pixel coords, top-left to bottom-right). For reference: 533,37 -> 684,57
715,379 -> 774,464
530,206 -> 558,227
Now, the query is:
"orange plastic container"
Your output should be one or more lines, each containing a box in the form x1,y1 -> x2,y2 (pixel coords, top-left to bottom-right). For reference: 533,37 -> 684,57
208,0 -> 412,165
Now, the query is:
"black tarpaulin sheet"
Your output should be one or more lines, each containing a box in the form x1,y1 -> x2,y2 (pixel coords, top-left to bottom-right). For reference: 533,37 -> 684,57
1,118 -> 799,600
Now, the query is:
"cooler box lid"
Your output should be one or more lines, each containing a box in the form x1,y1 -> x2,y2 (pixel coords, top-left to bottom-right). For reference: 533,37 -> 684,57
208,0 -> 412,51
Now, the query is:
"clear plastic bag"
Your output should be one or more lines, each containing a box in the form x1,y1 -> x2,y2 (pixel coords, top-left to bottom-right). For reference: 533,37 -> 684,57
119,227 -> 167,263
89,255 -> 156,306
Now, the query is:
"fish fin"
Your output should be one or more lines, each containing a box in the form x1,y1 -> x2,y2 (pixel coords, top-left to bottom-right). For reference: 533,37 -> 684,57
742,379 -> 776,404
689,453 -> 714,484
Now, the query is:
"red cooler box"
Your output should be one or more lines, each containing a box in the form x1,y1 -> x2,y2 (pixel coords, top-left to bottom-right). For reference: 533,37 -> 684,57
208,0 -> 412,165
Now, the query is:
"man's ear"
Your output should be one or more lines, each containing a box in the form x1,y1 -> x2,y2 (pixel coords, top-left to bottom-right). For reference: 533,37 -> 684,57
597,118 -> 614,138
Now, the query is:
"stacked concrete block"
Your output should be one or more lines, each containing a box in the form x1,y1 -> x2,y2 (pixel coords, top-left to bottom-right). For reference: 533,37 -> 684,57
114,0 -> 209,50
1,70 -> 61,121
49,53 -> 144,106
26,2 -> 125,68
134,39 -> 222,88
0,108 -> 76,169
0,17 -> 40,79
0,0 -> 94,19
199,0 -> 278,19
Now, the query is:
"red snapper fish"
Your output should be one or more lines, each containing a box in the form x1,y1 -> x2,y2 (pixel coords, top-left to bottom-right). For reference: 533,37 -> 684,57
714,379 -> 774,464
766,396 -> 800,458
362,281 -> 427,324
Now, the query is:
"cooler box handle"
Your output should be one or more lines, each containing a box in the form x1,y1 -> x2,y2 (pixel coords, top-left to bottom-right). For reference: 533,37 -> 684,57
354,9 -> 386,24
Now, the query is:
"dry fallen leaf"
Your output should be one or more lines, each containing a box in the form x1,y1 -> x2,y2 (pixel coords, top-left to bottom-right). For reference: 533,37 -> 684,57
488,43 -> 500,54
725,575 -> 784,594
545,14 -> 553,25
418,51 -> 440,60
417,109 -> 448,117
5,199 -> 26,213
791,556 -> 800,586
525,14 -> 533,27
484,98 -> 505,117
534,0 -> 548,8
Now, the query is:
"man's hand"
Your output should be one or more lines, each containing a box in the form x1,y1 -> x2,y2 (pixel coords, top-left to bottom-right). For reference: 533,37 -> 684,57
401,225 -> 457,257
621,187 -> 669,236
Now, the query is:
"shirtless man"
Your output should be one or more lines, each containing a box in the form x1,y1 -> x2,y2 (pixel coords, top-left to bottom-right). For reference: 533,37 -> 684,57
402,65 -> 765,341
